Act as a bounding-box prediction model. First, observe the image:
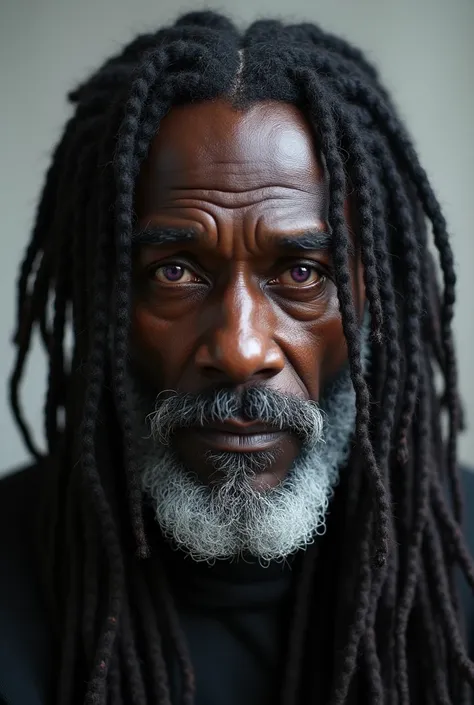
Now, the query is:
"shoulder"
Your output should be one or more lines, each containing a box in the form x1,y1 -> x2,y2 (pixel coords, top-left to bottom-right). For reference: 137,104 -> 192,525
461,466 -> 474,563
0,463 -> 53,705
0,462 -> 47,567
461,466 -> 474,512
0,462 -> 45,516
0,461 -> 47,575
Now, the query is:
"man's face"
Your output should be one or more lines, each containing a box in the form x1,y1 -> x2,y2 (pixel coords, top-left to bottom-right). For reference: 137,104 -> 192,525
131,99 -> 363,501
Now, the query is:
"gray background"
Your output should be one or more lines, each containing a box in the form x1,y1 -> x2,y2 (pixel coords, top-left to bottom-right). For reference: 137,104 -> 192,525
1,0 -> 473,475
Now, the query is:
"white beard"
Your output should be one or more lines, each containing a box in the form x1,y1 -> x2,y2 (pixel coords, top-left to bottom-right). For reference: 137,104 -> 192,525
139,366 -> 357,564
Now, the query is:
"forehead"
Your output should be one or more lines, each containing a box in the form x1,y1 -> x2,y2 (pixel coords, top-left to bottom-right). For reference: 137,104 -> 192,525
137,99 -> 327,198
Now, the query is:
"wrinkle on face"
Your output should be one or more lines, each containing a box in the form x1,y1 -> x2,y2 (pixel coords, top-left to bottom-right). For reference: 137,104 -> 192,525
132,98 -> 363,409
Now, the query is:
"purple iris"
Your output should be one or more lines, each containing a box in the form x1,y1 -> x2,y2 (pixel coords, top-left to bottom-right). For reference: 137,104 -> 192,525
163,265 -> 185,282
290,265 -> 312,283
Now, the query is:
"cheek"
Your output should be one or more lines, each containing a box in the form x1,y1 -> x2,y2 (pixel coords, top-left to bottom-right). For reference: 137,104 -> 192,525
273,292 -> 347,402
316,261 -> 365,388
130,304 -> 193,388
298,317 -> 348,400
295,268 -> 363,398
318,315 -> 349,386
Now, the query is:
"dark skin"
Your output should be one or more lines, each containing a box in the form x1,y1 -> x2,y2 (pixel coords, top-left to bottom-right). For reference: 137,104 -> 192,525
132,99 -> 364,490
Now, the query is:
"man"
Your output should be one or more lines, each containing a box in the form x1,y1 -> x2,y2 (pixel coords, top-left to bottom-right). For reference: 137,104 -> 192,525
1,9 -> 473,705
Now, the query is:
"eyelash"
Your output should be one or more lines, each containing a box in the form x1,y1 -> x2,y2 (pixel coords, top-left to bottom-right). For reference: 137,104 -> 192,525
148,259 -> 330,287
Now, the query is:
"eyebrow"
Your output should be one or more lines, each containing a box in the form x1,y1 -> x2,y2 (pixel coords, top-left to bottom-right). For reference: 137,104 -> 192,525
277,230 -> 355,258
132,226 -> 199,246
131,225 -> 354,257
278,231 -> 332,253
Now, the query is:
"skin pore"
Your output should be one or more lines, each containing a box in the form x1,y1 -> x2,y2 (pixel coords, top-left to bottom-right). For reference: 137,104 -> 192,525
131,99 -> 364,493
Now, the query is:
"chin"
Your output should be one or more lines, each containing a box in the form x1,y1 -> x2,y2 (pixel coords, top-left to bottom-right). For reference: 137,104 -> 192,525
247,471 -> 284,492
138,362 -> 356,562
178,440 -> 299,491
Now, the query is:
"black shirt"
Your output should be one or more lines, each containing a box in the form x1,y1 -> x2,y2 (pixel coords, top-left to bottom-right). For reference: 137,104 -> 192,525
0,465 -> 297,705
1,464 -> 474,704
161,539 -> 295,705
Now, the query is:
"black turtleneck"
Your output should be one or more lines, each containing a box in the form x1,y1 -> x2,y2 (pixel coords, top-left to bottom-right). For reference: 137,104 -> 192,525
2,465 -> 474,705
159,541 -> 297,705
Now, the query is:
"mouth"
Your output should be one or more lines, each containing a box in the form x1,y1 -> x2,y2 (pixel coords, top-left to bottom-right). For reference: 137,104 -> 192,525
182,421 -> 289,453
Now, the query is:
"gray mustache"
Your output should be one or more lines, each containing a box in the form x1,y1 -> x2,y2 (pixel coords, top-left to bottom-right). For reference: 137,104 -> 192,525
148,386 -> 325,447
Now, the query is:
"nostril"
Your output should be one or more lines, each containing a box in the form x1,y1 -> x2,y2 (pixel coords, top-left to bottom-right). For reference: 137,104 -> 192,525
198,360 -> 283,384
200,364 -> 225,378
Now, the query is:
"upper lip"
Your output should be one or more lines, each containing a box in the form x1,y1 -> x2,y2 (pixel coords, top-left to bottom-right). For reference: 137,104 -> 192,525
196,420 -> 283,435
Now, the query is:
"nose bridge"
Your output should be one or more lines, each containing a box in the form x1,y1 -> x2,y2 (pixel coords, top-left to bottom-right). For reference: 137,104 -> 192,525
219,274 -> 267,365
226,275 -> 260,343
198,271 -> 283,382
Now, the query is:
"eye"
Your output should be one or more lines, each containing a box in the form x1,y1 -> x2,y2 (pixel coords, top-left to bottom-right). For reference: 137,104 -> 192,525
271,264 -> 325,287
152,263 -> 199,284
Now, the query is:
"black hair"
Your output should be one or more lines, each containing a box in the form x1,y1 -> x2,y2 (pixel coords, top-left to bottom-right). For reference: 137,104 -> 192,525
10,9 -> 474,704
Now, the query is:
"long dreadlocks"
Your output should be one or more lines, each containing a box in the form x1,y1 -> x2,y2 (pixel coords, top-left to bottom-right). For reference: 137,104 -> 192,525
9,10 -> 474,704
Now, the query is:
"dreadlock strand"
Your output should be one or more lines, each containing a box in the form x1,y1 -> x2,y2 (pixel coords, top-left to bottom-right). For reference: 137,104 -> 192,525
393,357 -> 432,704
331,513 -> 374,704
113,53 -> 167,558
287,23 -> 383,88
82,504 -> 100,665
339,73 -> 461,516
14,118 -> 77,339
108,652 -> 124,705
416,572 -> 452,705
9,247 -> 54,458
298,67 -> 390,565
360,627 -> 384,703
43,110 -> 113,451
335,106 -> 384,342
430,476 -> 474,592
80,148 -> 117,674
371,136 -> 423,464
130,568 -> 172,705
57,472 -> 82,705
78,141 -> 124,705
348,159 -> 398,697
43,213 -> 72,452
117,599 -> 147,705
363,162 -> 400,467
423,514 -> 474,685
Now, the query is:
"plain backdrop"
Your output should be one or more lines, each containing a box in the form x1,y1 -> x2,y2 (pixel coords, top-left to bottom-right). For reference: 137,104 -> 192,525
1,0 -> 473,476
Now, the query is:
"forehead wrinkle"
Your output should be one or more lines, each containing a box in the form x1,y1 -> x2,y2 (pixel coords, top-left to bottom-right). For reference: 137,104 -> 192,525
150,116 -> 324,191
163,186 -> 323,211
156,161 -> 325,195
137,100 -> 335,261
138,101 -> 330,227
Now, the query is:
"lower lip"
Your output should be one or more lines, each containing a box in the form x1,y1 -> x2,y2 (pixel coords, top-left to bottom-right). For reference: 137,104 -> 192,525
188,429 -> 287,452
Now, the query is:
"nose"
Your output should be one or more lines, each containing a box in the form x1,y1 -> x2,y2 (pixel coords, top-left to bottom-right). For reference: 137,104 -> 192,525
194,278 -> 285,384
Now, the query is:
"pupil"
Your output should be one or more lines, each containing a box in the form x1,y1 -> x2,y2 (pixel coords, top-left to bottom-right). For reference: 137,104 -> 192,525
165,265 -> 183,281
291,266 -> 310,283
